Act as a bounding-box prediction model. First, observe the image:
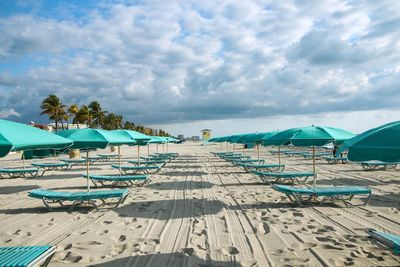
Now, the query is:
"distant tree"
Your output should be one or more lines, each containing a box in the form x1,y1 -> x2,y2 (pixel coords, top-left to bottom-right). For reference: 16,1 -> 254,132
75,105 -> 91,126
68,104 -> 79,128
88,101 -> 107,128
40,94 -> 66,132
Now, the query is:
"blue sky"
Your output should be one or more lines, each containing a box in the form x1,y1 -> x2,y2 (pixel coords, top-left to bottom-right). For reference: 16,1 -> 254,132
1,0 -> 400,136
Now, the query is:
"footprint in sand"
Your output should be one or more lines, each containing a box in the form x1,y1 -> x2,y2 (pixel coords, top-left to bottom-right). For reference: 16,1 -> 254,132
175,247 -> 195,258
63,252 -> 83,263
222,246 -> 239,255
119,235 -> 127,242
256,222 -> 270,234
102,220 -> 113,225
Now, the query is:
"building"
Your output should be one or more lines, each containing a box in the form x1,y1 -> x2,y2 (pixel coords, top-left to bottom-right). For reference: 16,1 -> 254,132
200,129 -> 212,141
177,134 -> 184,140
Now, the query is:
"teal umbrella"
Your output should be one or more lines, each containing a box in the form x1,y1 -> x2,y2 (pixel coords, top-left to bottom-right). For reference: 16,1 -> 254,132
263,125 -> 355,186
57,129 -> 136,190
114,130 -> 151,160
240,131 -> 279,159
0,119 -> 72,158
337,121 -> 400,162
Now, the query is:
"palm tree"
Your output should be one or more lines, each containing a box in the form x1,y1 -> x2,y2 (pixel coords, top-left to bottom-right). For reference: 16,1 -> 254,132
68,104 -> 79,128
40,95 -> 66,132
88,101 -> 107,128
76,105 -> 91,126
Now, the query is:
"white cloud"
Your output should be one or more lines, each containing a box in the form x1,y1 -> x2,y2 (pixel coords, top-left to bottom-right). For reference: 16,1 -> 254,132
0,108 -> 20,118
0,0 -> 399,134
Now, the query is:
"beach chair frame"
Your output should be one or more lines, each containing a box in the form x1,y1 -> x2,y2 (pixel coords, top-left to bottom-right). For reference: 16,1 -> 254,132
252,171 -> 311,185
0,168 -> 39,179
274,185 -> 372,207
111,164 -> 160,174
242,164 -> 285,173
324,156 -> 348,164
85,174 -> 150,187
31,163 -> 71,176
360,161 -> 398,171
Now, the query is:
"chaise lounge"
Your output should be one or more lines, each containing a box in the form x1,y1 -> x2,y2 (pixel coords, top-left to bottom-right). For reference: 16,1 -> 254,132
240,163 -> 285,172
83,174 -> 150,187
28,188 -> 129,211
273,184 -> 372,207
31,162 -> 70,176
368,229 -> 400,255
0,245 -> 56,267
0,167 -> 39,178
360,161 -> 398,171
111,164 -> 160,174
252,170 -> 312,185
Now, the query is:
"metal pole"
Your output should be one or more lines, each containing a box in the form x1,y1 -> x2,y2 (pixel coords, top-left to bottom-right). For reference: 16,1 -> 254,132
278,146 -> 281,165
147,144 -> 150,157
242,144 -> 245,155
156,144 -> 159,153
86,150 -> 90,192
137,146 -> 140,162
22,152 -> 25,169
257,145 -> 260,160
313,146 -> 317,187
118,146 -> 121,175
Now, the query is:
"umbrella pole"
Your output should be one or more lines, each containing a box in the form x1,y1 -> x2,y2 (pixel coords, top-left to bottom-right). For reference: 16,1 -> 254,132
22,152 -> 25,169
156,144 -> 159,153
167,142 -> 168,152
137,146 -> 140,162
312,146 -> 316,187
118,146 -> 121,176
278,146 -> 281,165
220,143 -> 222,150
226,142 -> 228,152
147,144 -> 150,157
86,150 -> 90,192
243,144 -> 245,156
257,145 -> 260,160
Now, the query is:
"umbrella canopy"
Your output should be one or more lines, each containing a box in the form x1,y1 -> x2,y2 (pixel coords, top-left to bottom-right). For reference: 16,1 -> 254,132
263,125 -> 355,186
57,129 -> 136,149
114,130 -> 151,145
337,121 -> 400,162
0,119 -> 73,157
242,131 -> 279,144
235,133 -> 256,144
57,129 -> 136,191
148,136 -> 164,144
263,126 -> 355,146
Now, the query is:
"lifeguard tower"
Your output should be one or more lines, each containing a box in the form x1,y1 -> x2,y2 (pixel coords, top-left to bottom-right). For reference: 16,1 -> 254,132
201,129 -> 212,141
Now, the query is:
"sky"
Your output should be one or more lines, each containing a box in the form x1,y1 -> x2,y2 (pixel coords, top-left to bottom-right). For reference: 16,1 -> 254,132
0,0 -> 400,137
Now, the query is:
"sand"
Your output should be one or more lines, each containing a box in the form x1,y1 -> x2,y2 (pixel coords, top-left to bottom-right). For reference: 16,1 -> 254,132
0,142 -> 399,266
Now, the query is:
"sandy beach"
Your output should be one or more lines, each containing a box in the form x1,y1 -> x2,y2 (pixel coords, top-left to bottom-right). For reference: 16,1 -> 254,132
0,142 -> 399,266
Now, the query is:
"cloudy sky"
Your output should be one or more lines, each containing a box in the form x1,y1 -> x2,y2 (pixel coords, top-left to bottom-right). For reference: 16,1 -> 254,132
1,0 -> 400,137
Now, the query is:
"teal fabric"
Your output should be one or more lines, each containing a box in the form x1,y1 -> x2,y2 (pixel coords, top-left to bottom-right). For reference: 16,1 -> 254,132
263,126 -> 354,147
241,131 -> 280,144
0,168 -> 38,173
0,245 -> 54,267
253,171 -> 313,178
369,230 -> 400,255
84,174 -> 148,181
0,119 -> 73,157
29,188 -> 128,200
111,164 -> 159,170
114,130 -> 151,145
148,136 -> 164,144
57,129 -> 135,149
273,185 -> 371,196
337,121 -> 400,163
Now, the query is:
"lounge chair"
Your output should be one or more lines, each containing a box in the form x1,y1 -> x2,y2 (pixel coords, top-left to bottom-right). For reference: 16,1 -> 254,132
224,155 -> 251,162
283,151 -> 307,157
0,168 -> 39,178
28,188 -> 129,211
232,159 -> 265,165
240,163 -> 285,172
323,156 -> 348,164
270,150 -> 290,155
155,152 -> 178,158
211,152 -> 233,156
0,245 -> 56,267
82,156 -> 103,163
251,171 -> 312,185
83,174 -> 149,187
31,162 -> 70,176
111,164 -> 160,174
302,152 -> 331,160
97,154 -> 118,162
273,184 -> 372,207
360,161 -> 398,171
128,159 -> 167,167
368,229 -> 400,255
60,158 -> 89,167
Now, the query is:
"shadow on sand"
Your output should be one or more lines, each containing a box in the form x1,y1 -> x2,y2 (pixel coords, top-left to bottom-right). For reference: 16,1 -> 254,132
0,185 -> 40,194
92,252 -> 243,267
147,181 -> 214,190
115,198 -> 224,220
160,171 -> 208,176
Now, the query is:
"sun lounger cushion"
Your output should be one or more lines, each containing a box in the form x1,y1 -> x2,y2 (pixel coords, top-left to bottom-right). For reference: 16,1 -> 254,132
0,245 -> 56,267
368,229 -> 400,255
29,188 -> 129,201
0,168 -> 38,173
84,174 -> 149,181
273,184 -> 371,196
31,162 -> 69,168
